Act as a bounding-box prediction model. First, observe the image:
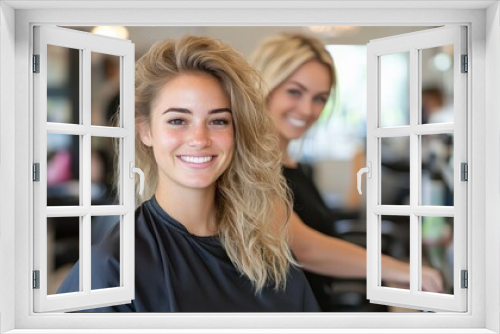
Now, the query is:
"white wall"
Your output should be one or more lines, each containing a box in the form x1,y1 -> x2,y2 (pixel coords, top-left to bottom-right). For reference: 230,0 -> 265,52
485,2 -> 500,332
0,1 -> 16,333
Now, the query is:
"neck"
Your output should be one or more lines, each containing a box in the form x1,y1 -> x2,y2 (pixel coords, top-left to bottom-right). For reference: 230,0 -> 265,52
155,178 -> 218,237
279,135 -> 298,168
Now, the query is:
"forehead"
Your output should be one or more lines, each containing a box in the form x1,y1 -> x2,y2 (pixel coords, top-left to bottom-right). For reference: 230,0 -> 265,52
153,73 -> 230,110
286,60 -> 332,91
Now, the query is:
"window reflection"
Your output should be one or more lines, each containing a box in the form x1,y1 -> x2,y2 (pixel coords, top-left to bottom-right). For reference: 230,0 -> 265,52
47,217 -> 79,294
91,52 -> 121,127
47,45 -> 80,124
381,137 -> 410,206
421,134 -> 454,206
47,133 -> 80,205
422,216 -> 454,294
421,45 -> 454,124
380,52 -> 410,127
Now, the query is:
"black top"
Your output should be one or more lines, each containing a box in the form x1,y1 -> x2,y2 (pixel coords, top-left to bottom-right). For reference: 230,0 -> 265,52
282,165 -> 337,311
57,197 -> 319,312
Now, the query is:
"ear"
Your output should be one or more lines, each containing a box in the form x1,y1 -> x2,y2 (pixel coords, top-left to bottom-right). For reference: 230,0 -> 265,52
137,121 -> 153,147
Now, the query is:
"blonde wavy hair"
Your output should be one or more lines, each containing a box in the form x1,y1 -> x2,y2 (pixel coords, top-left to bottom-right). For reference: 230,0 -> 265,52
134,35 -> 295,292
249,32 -> 337,102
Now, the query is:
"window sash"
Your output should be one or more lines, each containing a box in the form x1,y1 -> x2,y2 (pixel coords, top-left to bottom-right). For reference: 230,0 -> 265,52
366,26 -> 467,312
32,25 -> 136,313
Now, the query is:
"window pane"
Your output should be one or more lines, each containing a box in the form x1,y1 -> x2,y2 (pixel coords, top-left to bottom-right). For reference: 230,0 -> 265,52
47,133 -> 80,206
381,215 -> 410,290
47,45 -> 80,124
91,215 -> 121,290
421,134 -> 454,206
421,45 -> 454,124
381,137 -> 410,205
47,217 -> 80,295
421,216 -> 454,294
91,136 -> 120,205
91,52 -> 120,127
380,52 -> 410,127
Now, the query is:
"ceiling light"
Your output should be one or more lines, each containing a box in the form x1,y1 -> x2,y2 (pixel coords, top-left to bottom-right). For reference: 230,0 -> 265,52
90,26 -> 129,40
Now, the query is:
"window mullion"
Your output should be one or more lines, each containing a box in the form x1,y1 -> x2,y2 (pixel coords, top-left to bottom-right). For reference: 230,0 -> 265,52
122,50 -> 136,292
409,47 -> 420,295
413,123 -> 454,135
81,214 -> 91,293
365,47 -> 379,298
81,47 -> 92,294
46,205 -> 129,217
46,123 -> 88,135
81,47 -> 91,207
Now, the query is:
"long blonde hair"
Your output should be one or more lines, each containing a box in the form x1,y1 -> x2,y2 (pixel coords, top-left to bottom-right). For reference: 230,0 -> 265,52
135,35 -> 295,292
250,32 -> 337,101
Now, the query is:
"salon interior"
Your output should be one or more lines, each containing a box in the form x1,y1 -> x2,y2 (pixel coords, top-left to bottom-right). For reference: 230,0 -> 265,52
45,25 -> 454,312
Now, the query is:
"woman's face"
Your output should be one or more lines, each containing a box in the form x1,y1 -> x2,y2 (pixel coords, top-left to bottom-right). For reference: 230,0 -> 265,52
267,60 -> 332,143
140,73 -> 234,192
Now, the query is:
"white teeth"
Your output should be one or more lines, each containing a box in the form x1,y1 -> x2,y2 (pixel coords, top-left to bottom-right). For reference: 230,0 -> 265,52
287,117 -> 306,127
180,156 -> 213,164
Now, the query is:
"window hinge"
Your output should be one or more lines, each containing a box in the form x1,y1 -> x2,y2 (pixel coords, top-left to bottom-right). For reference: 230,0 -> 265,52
33,163 -> 40,182
33,54 -> 40,73
461,270 -> 468,289
461,162 -> 468,181
33,270 -> 40,289
461,54 -> 468,73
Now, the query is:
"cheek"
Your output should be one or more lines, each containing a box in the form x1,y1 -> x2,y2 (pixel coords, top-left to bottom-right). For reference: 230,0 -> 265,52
267,91 -> 285,114
268,96 -> 291,126
313,106 -> 324,119
213,129 -> 235,160
222,130 -> 235,152
310,100 -> 327,121
152,129 -> 184,153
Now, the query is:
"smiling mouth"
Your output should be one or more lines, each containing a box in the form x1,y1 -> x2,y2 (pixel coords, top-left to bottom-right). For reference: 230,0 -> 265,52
179,155 -> 214,164
287,116 -> 307,128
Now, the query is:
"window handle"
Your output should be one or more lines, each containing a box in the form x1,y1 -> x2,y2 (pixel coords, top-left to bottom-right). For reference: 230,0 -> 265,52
357,162 -> 372,195
130,162 -> 145,195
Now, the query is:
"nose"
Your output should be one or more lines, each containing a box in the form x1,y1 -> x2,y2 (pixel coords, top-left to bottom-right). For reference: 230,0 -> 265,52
188,124 -> 211,148
298,98 -> 315,118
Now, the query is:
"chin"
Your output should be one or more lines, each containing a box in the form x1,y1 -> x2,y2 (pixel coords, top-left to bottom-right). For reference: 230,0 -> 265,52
182,178 -> 218,190
285,130 -> 306,141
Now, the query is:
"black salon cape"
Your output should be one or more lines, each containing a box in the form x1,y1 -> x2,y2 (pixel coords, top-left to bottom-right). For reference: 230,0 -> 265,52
57,197 -> 319,312
282,165 -> 338,311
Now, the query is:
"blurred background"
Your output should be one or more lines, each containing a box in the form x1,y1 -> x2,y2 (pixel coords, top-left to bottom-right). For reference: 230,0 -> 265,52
47,25 -> 455,312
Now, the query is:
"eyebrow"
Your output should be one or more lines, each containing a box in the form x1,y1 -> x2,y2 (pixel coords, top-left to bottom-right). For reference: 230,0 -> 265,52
162,108 -> 232,115
288,81 -> 330,96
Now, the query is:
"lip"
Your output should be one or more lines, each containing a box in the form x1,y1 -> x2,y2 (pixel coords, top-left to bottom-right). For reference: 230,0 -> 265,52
176,155 -> 217,169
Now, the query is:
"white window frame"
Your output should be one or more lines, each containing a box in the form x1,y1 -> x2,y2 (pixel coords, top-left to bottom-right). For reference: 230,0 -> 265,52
366,26 -> 467,312
32,25 -> 136,313
0,1 -> 499,333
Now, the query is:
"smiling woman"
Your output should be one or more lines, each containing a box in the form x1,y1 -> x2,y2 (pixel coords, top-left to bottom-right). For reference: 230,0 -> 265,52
56,35 -> 320,312
139,73 -> 235,211
250,32 -> 444,312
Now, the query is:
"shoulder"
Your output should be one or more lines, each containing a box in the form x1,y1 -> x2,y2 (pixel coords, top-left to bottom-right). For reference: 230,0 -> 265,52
134,198 -> 160,228
282,164 -> 309,185
286,264 -> 321,311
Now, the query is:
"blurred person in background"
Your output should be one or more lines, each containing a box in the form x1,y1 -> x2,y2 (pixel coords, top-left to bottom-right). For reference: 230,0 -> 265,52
250,32 -> 444,311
